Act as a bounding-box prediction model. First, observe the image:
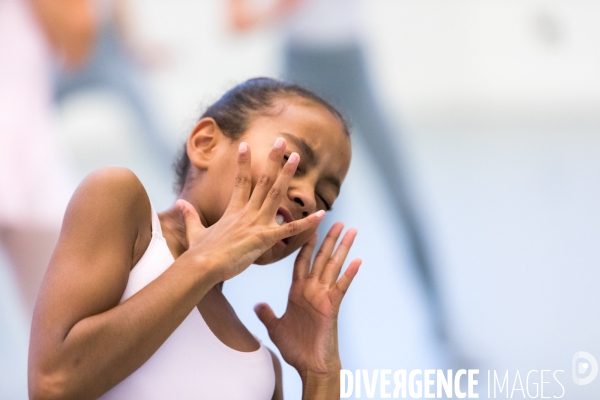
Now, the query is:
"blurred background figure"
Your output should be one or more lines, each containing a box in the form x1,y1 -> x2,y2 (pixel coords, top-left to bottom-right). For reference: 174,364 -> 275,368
0,0 -> 94,396
0,0 -> 94,315
227,0 -> 449,346
53,0 -> 174,170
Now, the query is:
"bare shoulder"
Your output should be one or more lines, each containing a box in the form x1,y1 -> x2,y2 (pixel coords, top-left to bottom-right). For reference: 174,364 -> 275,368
30,168 -> 155,376
65,167 -> 149,232
64,166 -> 152,264
70,166 -> 149,214
30,168 -> 155,348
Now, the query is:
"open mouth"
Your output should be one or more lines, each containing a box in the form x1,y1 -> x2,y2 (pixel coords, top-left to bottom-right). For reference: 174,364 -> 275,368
275,207 -> 295,245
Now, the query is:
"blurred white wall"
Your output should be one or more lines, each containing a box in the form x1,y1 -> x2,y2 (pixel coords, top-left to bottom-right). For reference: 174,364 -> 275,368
362,0 -> 600,128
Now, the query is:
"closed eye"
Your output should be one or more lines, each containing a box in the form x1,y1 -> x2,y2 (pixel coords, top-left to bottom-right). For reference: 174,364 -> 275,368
317,194 -> 332,212
284,154 -> 333,212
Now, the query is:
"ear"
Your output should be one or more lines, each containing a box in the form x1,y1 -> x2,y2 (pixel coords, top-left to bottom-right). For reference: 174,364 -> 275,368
187,118 -> 224,169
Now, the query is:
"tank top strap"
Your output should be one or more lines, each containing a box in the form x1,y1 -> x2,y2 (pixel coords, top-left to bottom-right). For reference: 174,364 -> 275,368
150,205 -> 163,236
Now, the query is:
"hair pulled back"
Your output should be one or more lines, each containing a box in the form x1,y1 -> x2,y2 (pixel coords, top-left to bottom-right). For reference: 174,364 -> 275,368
173,77 -> 348,193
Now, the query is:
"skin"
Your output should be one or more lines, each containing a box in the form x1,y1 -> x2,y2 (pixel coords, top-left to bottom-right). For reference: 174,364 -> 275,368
28,96 -> 361,400
28,0 -> 97,68
227,0 -> 304,31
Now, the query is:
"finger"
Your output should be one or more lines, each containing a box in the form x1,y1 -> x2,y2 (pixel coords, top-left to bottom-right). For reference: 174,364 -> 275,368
321,228 -> 358,287
330,258 -> 362,307
292,232 -> 318,282
258,151 -> 299,222
267,210 -> 325,245
254,303 -> 278,333
310,222 -> 344,281
227,142 -> 252,211
176,199 -> 205,246
247,137 -> 286,210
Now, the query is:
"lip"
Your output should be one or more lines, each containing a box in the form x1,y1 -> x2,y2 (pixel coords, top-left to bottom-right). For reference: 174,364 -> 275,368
276,206 -> 296,245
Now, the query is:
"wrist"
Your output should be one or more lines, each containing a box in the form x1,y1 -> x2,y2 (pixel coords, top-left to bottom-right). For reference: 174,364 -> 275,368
299,364 -> 342,382
299,365 -> 341,400
176,251 -> 221,289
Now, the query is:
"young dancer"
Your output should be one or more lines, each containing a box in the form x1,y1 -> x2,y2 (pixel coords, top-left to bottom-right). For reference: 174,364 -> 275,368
28,78 -> 361,400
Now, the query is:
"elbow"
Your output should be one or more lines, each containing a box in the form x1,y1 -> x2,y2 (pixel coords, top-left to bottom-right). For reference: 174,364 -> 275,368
29,370 -> 70,400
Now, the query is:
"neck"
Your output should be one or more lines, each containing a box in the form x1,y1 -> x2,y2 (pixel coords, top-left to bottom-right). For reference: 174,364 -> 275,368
159,198 -> 225,293
158,194 -> 209,259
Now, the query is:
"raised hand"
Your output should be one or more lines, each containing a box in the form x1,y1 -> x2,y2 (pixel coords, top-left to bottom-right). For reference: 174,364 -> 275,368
255,223 -> 361,378
176,138 -> 325,282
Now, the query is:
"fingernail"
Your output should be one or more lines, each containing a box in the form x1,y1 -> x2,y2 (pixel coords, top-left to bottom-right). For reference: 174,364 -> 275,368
288,152 -> 299,163
274,137 -> 285,148
239,142 -> 248,153
316,210 -> 326,218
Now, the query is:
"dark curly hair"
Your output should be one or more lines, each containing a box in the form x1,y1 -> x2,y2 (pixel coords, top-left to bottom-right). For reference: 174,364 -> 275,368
173,77 -> 349,193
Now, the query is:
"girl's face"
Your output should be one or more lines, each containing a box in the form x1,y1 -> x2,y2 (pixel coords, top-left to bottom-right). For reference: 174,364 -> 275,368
196,96 -> 351,265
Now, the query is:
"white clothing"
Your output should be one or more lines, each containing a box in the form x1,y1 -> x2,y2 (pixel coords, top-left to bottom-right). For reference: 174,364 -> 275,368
0,0 -> 72,228
283,0 -> 361,48
99,206 -> 276,400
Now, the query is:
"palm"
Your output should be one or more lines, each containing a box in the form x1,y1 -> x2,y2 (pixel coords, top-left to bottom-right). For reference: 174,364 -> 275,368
255,223 -> 361,375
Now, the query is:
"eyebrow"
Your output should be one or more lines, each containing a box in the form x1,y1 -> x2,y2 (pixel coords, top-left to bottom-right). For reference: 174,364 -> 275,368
280,132 -> 341,195
281,132 -> 317,166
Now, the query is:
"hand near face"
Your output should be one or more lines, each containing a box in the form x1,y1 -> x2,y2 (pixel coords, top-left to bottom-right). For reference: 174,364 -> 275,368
177,138 -> 325,283
255,223 -> 361,377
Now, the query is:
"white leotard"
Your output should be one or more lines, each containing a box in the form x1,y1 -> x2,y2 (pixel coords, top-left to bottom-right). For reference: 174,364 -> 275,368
99,206 -> 276,400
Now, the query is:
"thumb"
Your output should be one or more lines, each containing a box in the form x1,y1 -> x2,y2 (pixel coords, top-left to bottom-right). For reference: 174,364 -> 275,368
176,199 -> 205,244
254,303 -> 278,332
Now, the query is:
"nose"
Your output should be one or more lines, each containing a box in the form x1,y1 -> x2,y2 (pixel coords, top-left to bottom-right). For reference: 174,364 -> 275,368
288,184 -> 317,218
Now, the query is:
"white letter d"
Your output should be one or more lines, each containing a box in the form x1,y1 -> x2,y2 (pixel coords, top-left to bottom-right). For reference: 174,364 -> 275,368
341,370 -> 354,398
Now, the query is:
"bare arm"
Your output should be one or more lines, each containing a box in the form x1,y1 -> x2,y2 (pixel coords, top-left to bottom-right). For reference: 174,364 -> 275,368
28,0 -> 98,68
28,168 -> 220,400
29,139 -> 324,400
226,0 -> 306,31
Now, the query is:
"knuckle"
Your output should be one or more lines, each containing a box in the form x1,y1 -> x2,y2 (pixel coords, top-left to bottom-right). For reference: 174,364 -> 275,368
285,222 -> 299,236
267,186 -> 281,199
257,173 -> 271,186
234,176 -> 248,187
295,254 -> 309,265
268,151 -> 281,161
256,231 -> 272,247
238,152 -> 249,163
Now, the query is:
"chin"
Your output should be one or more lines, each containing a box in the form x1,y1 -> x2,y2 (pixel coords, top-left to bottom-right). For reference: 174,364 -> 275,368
254,249 -> 281,265
254,243 -> 294,265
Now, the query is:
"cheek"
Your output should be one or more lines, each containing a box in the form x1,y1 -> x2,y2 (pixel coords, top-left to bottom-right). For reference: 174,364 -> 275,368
206,163 -> 239,223
290,225 -> 318,252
